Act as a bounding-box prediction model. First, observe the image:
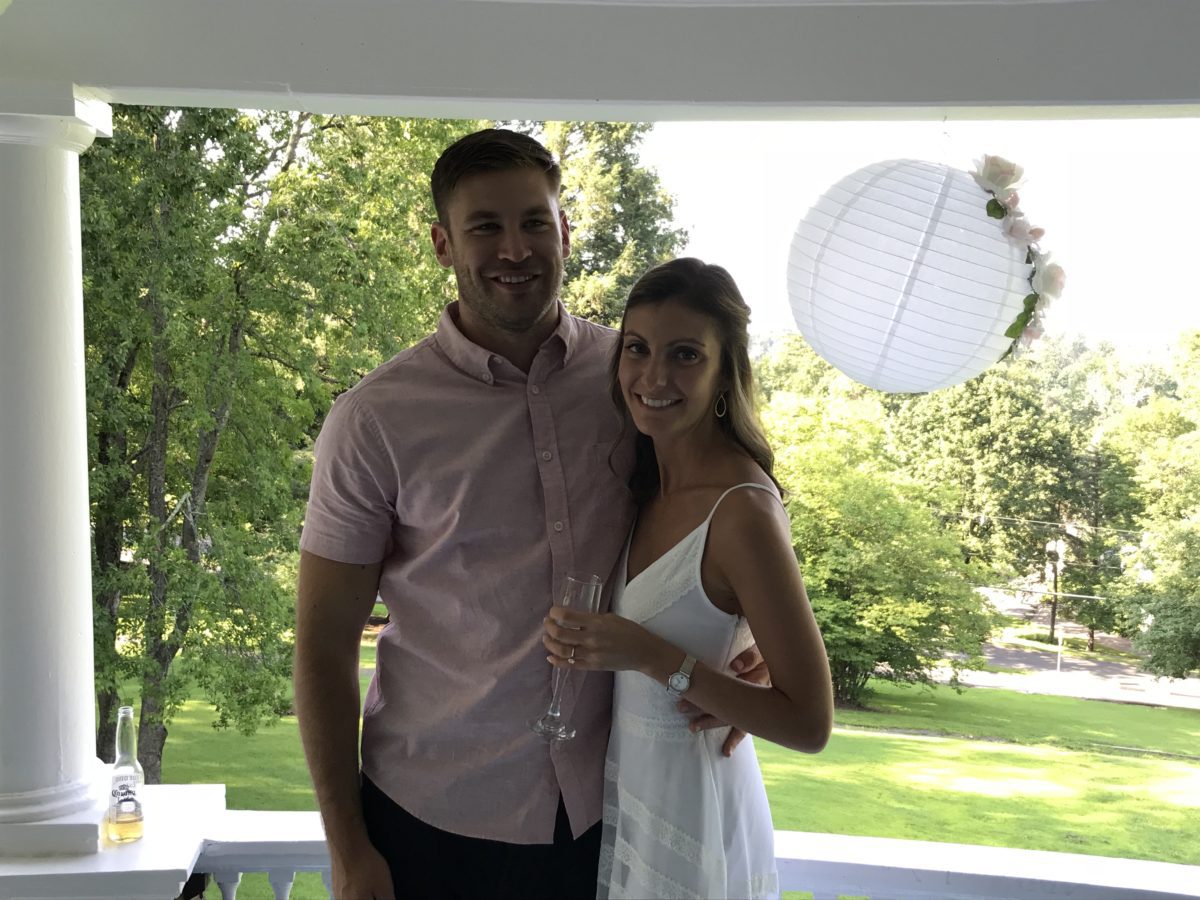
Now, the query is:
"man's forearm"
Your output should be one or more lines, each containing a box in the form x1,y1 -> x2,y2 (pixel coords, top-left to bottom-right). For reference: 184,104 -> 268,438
295,642 -> 371,854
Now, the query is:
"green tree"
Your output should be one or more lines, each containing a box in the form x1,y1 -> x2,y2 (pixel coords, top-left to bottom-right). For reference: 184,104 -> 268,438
84,107 -> 305,778
535,122 -> 686,326
1116,332 -> 1200,676
893,361 -> 1081,585
760,345 -> 991,707
1124,515 -> 1200,678
1058,443 -> 1141,649
83,109 -> 471,779
83,111 -> 687,778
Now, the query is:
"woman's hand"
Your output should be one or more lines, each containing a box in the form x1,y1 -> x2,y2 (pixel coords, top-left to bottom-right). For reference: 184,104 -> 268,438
543,608 -> 674,676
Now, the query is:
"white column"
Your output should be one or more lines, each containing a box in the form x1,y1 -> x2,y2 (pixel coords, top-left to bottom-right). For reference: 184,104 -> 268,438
0,98 -> 112,852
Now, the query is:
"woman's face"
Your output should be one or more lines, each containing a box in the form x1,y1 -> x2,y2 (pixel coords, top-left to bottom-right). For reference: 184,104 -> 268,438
617,298 -> 725,444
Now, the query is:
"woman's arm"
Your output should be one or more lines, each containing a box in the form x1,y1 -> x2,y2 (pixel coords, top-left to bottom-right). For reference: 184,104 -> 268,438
544,488 -> 833,754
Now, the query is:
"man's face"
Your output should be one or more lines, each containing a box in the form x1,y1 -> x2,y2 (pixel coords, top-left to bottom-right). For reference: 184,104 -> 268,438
432,168 -> 570,340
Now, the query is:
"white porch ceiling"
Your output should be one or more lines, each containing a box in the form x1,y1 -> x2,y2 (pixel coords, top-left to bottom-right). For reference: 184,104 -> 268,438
1,0 -> 1197,119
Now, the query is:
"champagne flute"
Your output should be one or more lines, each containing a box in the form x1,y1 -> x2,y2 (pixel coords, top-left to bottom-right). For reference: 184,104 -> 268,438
530,572 -> 603,741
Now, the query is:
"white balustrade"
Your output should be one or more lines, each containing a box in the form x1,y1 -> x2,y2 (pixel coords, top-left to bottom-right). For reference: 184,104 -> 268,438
190,816 -> 1200,900
5,795 -> 1200,899
196,810 -> 330,900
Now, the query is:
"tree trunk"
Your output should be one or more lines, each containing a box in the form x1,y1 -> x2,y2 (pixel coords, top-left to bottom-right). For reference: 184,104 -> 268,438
92,344 -> 138,758
137,693 -> 168,785
1088,626 -> 1096,652
95,688 -> 119,763
139,266 -> 173,781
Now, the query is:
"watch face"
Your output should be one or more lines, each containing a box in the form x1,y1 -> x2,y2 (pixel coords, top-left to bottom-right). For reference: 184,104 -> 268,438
669,671 -> 689,693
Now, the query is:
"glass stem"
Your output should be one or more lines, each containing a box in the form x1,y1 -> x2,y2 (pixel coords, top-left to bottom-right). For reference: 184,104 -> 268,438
546,667 -> 571,718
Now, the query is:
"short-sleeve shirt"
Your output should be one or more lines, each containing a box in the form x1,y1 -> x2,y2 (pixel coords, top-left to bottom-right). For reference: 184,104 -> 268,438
300,302 -> 635,843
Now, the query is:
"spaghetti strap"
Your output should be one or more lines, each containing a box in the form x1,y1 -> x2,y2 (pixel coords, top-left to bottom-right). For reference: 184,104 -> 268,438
704,482 -> 783,525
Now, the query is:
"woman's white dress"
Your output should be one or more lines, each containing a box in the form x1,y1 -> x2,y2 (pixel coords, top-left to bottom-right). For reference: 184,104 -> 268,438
597,483 -> 781,900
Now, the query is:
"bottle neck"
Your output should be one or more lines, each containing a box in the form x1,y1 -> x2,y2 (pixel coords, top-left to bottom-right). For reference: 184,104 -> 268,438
114,714 -> 138,765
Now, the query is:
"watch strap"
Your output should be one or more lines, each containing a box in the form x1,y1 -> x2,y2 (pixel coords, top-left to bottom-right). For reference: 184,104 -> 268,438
667,653 -> 697,697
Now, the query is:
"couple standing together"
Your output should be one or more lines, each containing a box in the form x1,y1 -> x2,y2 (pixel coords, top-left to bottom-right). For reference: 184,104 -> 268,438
294,128 -> 834,900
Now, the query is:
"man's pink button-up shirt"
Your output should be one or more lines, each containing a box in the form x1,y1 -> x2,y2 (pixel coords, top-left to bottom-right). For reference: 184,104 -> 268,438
300,303 -> 635,843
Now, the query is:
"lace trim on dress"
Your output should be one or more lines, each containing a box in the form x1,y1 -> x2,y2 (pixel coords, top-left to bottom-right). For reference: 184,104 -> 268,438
609,832 -> 705,900
620,527 -> 706,624
747,870 -> 781,898
602,770 -> 704,865
612,706 -> 698,742
620,483 -> 782,626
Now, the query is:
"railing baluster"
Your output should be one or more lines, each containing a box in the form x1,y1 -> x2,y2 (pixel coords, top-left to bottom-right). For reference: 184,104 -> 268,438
212,869 -> 242,900
267,869 -> 295,899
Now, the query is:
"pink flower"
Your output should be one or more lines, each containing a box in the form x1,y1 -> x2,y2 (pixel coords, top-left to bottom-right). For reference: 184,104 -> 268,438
1032,256 -> 1066,300
1000,190 -> 1021,210
1004,215 -> 1046,245
972,155 -> 1025,193
1020,324 -> 1044,347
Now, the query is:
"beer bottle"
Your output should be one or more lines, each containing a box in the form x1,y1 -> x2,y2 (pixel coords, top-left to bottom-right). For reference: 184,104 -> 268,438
106,705 -> 145,843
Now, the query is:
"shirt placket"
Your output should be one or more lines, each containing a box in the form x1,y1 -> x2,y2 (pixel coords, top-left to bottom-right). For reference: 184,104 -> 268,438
526,357 -> 573,593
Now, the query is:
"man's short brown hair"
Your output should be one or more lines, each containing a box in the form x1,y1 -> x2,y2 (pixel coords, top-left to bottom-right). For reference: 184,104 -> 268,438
431,129 -> 561,223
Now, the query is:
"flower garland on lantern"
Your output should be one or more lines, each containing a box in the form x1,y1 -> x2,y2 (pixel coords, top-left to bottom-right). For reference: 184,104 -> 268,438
971,155 -> 1066,359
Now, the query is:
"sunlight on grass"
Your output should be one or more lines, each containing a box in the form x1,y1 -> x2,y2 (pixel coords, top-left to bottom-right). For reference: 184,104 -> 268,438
834,680 -> 1200,757
1141,765 -> 1200,807
902,769 -> 1076,799
755,714 -> 1200,866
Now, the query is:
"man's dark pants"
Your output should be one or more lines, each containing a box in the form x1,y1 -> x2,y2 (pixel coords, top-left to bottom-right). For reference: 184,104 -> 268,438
361,775 -> 602,900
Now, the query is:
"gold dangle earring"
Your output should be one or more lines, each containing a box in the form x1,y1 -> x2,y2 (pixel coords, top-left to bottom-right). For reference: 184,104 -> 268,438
714,392 -> 728,418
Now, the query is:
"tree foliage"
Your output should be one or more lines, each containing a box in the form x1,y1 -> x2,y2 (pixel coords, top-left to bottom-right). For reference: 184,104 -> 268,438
759,342 -> 992,706
1115,332 -> 1200,676
893,362 -> 1080,578
534,122 -> 687,326
82,109 -> 684,777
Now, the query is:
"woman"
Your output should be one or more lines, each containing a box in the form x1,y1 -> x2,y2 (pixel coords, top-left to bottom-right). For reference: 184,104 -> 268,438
543,258 -> 834,900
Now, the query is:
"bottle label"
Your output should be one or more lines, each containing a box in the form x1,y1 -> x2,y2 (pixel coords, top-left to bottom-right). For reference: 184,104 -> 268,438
109,773 -> 140,812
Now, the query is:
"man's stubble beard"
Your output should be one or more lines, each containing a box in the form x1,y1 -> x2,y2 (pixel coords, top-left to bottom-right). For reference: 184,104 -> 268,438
454,261 -> 563,338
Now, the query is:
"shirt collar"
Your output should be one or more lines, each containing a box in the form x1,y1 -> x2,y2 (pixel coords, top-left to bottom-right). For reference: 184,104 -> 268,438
435,301 -> 578,380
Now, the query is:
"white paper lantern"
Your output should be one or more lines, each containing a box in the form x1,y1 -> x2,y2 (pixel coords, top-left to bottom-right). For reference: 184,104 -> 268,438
787,159 -> 1033,394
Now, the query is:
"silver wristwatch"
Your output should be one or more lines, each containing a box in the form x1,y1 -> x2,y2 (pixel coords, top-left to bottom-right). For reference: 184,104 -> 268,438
666,654 -> 697,698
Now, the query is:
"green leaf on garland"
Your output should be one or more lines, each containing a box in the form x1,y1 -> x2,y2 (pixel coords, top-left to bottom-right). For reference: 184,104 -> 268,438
1004,310 -> 1032,339
986,198 -> 1007,219
1026,249 -> 1034,265
1023,293 -> 1039,312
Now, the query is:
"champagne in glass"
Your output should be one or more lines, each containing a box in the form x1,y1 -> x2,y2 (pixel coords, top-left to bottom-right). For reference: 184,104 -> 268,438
530,573 -> 602,741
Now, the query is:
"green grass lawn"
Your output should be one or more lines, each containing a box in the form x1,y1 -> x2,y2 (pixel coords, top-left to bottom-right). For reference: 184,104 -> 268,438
760,728 -> 1200,866
835,679 -> 1200,757
162,669 -> 1200,899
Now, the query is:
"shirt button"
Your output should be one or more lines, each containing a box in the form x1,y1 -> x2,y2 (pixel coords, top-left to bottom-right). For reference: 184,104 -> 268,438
530,385 -> 541,395
481,373 -> 492,383
553,521 -> 564,532
542,450 -> 552,461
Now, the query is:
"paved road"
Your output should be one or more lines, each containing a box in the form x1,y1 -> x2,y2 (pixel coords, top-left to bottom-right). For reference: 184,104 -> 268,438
937,589 -> 1200,711
945,642 -> 1200,711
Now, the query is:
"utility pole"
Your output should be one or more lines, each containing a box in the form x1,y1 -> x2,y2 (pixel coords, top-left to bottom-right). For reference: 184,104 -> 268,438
1047,547 -> 1059,641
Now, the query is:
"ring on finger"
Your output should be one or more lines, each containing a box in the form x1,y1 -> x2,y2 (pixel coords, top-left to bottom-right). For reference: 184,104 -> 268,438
568,647 -> 576,664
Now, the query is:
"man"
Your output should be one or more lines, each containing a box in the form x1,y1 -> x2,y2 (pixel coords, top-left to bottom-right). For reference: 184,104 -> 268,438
294,128 -> 759,900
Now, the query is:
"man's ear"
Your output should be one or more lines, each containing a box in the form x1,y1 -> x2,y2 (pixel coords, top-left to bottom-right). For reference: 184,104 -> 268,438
559,210 -> 571,259
431,222 -> 454,269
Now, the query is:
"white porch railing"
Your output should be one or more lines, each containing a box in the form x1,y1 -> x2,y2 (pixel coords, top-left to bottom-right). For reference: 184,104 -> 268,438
194,810 -> 1200,900
4,789 -> 1200,899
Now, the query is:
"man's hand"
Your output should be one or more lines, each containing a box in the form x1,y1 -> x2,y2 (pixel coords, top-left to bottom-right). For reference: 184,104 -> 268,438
330,840 -> 395,900
678,644 -> 770,757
